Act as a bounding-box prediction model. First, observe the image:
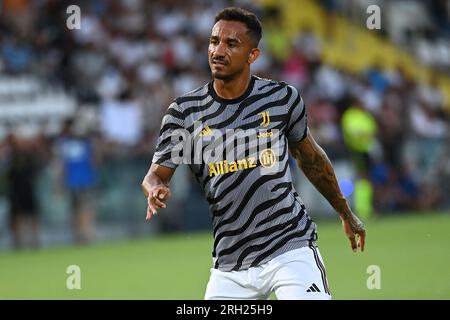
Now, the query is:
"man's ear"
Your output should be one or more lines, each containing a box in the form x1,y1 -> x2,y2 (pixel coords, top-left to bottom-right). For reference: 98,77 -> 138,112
248,47 -> 260,64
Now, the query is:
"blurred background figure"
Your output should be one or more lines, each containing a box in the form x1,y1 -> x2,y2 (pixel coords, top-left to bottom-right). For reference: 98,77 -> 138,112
341,99 -> 377,175
341,99 -> 377,220
55,119 -> 97,244
4,133 -> 41,249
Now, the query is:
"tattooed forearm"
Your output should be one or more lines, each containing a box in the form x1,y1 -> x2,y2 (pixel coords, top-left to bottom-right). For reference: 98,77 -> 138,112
290,132 -> 366,251
289,134 -> 352,220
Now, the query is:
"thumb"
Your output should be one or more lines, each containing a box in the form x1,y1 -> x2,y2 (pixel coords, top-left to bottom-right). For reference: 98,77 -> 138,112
159,187 -> 171,199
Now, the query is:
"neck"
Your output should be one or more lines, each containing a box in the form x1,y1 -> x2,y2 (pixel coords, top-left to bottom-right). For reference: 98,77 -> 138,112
213,72 -> 251,100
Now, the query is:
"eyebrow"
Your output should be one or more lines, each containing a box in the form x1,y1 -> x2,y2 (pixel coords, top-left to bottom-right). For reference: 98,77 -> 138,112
210,35 -> 242,44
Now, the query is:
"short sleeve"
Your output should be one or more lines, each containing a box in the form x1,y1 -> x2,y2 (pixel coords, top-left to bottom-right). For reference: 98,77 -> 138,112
152,102 -> 185,168
286,86 -> 308,142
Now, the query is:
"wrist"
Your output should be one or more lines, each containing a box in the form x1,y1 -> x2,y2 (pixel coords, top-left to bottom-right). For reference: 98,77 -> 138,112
338,209 -> 354,221
335,199 -> 352,219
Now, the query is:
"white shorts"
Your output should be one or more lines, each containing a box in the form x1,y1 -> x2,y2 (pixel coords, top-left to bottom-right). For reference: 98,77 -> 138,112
204,246 -> 331,300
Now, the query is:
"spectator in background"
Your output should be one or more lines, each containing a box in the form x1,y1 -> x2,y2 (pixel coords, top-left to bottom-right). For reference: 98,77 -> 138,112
263,6 -> 291,66
426,0 -> 450,35
377,88 -> 405,170
341,99 -> 377,174
56,119 -> 97,244
394,165 -> 419,211
341,99 -> 378,218
100,89 -> 144,148
366,63 -> 390,95
281,42 -> 309,90
4,133 -> 40,249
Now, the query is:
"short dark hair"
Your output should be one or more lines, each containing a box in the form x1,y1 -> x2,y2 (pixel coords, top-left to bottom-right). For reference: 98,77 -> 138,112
214,7 -> 262,47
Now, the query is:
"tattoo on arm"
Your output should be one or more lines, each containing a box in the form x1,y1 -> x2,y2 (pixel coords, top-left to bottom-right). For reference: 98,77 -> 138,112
289,133 -> 352,220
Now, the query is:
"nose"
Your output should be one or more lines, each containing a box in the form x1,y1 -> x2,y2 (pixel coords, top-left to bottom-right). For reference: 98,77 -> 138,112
212,41 -> 226,59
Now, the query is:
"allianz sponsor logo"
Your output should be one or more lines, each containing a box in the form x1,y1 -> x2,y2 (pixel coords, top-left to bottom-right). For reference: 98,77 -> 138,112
207,149 -> 277,177
208,157 -> 257,177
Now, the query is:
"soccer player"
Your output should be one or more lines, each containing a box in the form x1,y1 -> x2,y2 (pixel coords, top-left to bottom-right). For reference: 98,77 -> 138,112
142,7 -> 365,300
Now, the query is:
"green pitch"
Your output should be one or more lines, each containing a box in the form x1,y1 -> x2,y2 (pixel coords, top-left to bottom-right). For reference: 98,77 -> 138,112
0,212 -> 449,299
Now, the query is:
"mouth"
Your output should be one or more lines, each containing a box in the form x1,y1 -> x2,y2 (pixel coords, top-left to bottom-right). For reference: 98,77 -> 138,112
212,59 -> 228,66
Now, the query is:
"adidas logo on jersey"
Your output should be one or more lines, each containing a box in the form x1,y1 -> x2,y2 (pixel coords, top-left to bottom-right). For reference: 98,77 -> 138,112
199,125 -> 213,137
306,283 -> 321,293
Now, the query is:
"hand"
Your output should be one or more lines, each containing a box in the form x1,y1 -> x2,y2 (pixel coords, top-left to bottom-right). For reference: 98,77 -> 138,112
146,185 -> 171,221
340,212 -> 366,253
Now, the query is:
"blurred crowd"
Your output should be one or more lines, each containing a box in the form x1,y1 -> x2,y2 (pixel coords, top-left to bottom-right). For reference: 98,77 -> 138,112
0,0 -> 449,248
320,0 -> 450,73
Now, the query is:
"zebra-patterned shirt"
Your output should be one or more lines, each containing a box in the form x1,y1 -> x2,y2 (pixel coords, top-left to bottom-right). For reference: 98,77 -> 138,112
152,75 -> 317,271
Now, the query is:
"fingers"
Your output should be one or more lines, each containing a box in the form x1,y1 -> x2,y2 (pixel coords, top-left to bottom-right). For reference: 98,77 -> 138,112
146,207 -> 153,221
358,230 -> 366,252
349,234 -> 357,253
145,187 -> 170,221
158,190 -> 167,200
158,188 -> 171,201
152,196 -> 166,208
146,198 -> 157,220
351,229 -> 366,253
342,215 -> 366,253
153,189 -> 167,207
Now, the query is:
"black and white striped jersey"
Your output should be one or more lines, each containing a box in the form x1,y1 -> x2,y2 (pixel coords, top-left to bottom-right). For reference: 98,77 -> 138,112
152,75 -> 317,271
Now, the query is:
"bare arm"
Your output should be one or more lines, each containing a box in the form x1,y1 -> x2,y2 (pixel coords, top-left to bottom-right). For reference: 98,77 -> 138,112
289,131 -> 366,252
141,164 -> 176,220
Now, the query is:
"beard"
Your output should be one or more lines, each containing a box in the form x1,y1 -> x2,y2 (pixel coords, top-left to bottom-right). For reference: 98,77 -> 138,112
212,71 -> 232,81
211,68 -> 241,82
